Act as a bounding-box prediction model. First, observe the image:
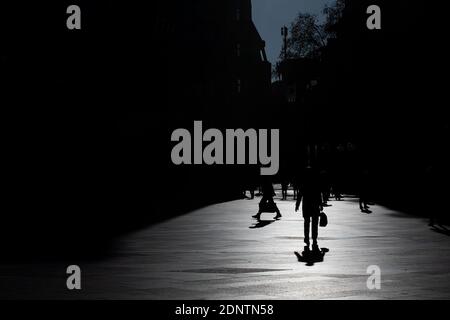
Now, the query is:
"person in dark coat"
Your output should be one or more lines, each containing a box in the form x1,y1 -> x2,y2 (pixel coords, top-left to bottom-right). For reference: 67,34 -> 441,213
296,167 -> 323,251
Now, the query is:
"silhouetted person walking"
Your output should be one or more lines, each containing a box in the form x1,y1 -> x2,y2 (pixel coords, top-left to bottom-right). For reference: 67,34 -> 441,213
319,170 -> 331,206
332,169 -> 343,201
333,186 -> 342,201
253,182 -> 281,220
281,180 -> 288,200
296,167 -> 323,251
359,169 -> 371,213
293,181 -> 299,200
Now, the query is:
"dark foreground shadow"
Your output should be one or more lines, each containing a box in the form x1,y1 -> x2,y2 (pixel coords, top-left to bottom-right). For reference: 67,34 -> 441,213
431,225 -> 450,236
250,219 -> 276,229
295,247 -> 330,266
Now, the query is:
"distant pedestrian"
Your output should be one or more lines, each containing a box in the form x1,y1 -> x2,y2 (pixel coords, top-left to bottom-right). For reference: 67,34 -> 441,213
319,170 -> 331,206
333,182 -> 342,201
281,180 -> 289,200
292,181 -> 299,200
359,169 -> 371,213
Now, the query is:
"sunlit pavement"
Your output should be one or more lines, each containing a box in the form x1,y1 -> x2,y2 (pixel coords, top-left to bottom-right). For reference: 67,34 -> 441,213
2,193 -> 450,299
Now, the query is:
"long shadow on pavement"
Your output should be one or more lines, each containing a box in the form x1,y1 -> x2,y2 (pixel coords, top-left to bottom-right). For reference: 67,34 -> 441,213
431,225 -> 450,236
249,219 -> 276,229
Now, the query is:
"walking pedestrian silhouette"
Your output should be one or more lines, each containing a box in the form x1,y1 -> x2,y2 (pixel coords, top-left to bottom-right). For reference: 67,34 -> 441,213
281,180 -> 289,200
296,167 -> 323,252
359,169 -> 372,213
253,181 -> 281,220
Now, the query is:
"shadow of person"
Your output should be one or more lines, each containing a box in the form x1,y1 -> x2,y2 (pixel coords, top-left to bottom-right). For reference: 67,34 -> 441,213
294,247 -> 329,266
430,225 -> 450,236
249,219 -> 276,229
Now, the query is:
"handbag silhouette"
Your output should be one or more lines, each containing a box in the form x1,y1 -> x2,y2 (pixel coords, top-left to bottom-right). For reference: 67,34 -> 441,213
319,212 -> 328,227
259,201 -> 279,213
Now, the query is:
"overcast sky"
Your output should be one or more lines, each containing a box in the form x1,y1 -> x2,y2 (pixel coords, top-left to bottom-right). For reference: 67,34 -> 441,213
252,0 -> 334,64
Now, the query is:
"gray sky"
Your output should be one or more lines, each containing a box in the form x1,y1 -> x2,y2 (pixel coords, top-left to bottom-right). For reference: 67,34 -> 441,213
252,0 -> 334,64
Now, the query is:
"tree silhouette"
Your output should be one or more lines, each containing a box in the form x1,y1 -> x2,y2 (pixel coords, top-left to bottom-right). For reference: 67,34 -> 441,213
323,0 -> 346,39
278,0 -> 345,61
274,0 -> 345,79
284,13 -> 326,59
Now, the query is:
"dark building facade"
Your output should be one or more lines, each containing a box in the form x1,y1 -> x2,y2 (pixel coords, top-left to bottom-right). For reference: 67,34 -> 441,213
270,0 -> 449,203
133,0 -> 271,122
1,1 -> 272,252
